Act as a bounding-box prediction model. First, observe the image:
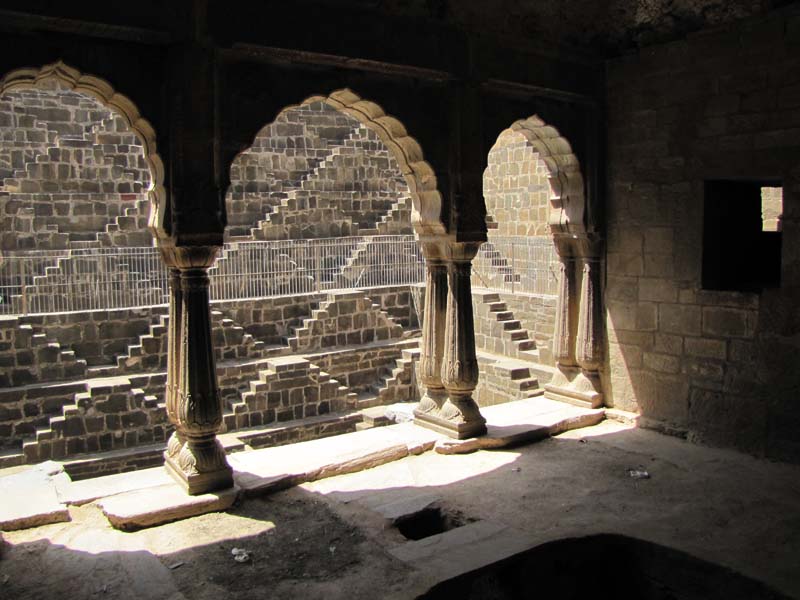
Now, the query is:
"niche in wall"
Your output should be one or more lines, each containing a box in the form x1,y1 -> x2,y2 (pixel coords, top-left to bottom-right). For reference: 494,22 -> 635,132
702,179 -> 783,292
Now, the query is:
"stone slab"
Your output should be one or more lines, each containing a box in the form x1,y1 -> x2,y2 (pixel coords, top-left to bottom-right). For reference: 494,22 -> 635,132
0,462 -> 71,530
98,482 -> 239,531
230,423 -> 442,497
434,397 -> 605,454
56,466 -> 172,506
370,492 -> 441,522
389,519 -> 533,580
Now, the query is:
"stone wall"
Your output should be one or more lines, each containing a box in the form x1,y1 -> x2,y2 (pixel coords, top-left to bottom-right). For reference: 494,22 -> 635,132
605,13 -> 800,461
0,284 -> 421,463
214,285 -> 417,345
0,87 -> 150,251
226,101 -> 413,241
483,129 -> 550,237
288,290 -> 404,352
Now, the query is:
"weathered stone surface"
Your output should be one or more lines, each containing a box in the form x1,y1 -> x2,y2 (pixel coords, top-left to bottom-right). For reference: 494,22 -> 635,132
0,462 -> 70,530
99,483 -> 238,531
389,519 -> 534,581
434,397 -> 604,454
230,423 -> 441,497
56,465 -> 172,506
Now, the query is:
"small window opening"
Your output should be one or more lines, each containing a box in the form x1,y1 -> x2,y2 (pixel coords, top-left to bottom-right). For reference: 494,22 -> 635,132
702,180 -> 782,292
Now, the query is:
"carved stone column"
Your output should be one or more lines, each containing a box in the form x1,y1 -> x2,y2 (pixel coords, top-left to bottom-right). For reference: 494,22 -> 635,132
416,242 -> 486,439
414,243 -> 448,423
545,251 -> 604,409
162,246 -> 233,495
163,267 -> 184,463
551,259 -> 575,367
576,258 -> 604,373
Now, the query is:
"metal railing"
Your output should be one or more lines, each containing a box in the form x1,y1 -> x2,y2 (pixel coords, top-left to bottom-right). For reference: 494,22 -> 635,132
0,234 -> 557,315
0,247 -> 169,315
0,236 -> 426,315
472,236 -> 560,296
208,235 -> 425,301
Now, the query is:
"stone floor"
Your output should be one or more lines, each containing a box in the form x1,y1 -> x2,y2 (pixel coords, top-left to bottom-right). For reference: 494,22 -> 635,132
1,401 -> 799,599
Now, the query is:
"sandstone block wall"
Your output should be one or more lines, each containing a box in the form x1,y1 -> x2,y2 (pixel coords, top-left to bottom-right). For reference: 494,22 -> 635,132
0,88 -> 150,251
226,101 -> 413,241
483,128 -> 551,237
605,13 -> 800,460
228,356 -> 348,430
288,290 -> 404,352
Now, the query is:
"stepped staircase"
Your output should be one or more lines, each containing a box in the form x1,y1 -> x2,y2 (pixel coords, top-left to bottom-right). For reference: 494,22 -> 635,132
0,315 -> 88,387
287,290 -> 403,352
474,353 -> 552,407
351,344 -> 420,409
473,290 -> 540,362
475,243 -> 521,289
246,124 -> 411,242
21,375 -> 167,464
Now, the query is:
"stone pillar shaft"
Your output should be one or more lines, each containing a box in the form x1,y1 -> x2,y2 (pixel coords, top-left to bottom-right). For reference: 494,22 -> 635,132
552,259 -> 575,366
161,246 -> 233,495
414,242 -> 486,439
414,257 -> 448,417
576,259 -> 603,372
165,268 -> 184,461
544,249 -> 604,409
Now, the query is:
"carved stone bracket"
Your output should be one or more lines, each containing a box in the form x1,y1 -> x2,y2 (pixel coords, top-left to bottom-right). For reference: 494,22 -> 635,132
414,241 -> 487,439
160,245 -> 233,495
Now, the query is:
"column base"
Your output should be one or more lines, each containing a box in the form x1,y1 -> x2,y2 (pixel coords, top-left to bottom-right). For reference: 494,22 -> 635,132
164,446 -> 234,496
544,366 -> 603,409
414,405 -> 487,439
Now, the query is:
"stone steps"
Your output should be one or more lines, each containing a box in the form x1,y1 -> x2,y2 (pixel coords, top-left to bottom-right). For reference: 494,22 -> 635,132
14,374 -> 169,463
287,290 -> 403,352
227,355 -> 348,431
0,318 -> 88,386
473,290 -> 541,362
251,125 -> 407,240
474,351 -> 547,407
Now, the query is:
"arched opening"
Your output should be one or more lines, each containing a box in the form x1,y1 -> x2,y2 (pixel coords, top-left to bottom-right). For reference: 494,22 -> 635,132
472,115 -> 602,409
205,91 -> 446,431
0,62 -> 171,466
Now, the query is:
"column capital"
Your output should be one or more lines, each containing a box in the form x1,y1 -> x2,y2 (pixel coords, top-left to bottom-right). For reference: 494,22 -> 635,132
444,240 -> 482,263
159,244 -> 220,271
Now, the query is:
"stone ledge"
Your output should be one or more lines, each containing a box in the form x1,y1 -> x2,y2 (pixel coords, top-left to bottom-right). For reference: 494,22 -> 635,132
434,398 -> 605,454
0,462 -> 71,531
98,483 -> 239,531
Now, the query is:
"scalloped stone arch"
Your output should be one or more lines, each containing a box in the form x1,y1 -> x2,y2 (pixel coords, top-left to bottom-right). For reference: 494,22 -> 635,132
498,115 -> 586,242
238,88 -> 446,239
0,61 -> 167,240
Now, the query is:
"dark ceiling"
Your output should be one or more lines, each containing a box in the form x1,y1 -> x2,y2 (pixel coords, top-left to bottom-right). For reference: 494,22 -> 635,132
319,0 -> 799,56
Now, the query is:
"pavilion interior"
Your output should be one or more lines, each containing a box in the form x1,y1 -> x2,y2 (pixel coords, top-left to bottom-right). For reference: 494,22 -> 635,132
1,1 -> 800,599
